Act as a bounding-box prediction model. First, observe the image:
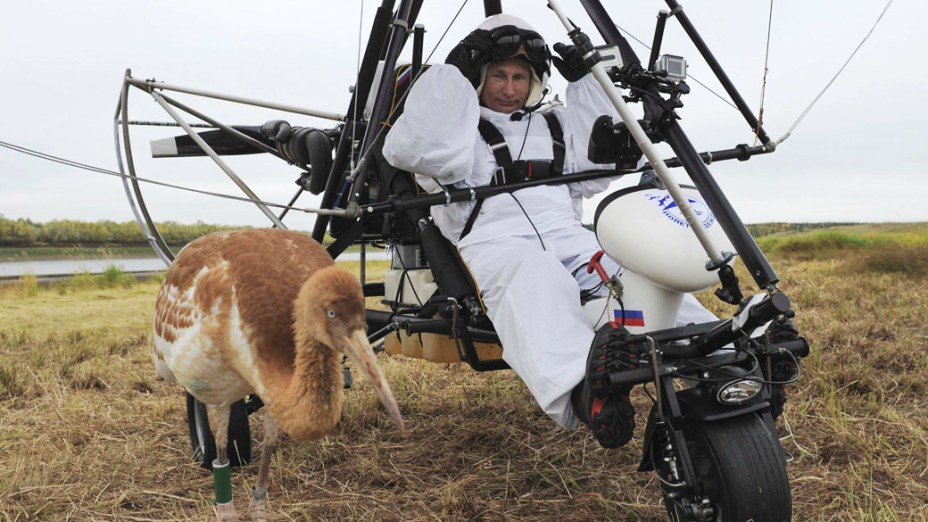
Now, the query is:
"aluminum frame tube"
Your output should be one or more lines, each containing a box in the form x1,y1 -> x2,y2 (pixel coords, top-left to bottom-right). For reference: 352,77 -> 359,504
155,92 -> 284,159
662,121 -> 778,287
125,78 -> 345,122
576,0 -> 779,289
117,71 -> 175,264
114,94 -> 173,267
347,0 -> 417,212
361,169 -> 616,215
548,0 -> 726,266
150,90 -> 287,229
484,0 -> 502,16
577,0 -> 641,68
663,0 -> 772,147
312,121 -> 355,242
648,11 -> 669,72
275,187 -> 306,224
412,24 -> 425,77
312,0 -> 396,242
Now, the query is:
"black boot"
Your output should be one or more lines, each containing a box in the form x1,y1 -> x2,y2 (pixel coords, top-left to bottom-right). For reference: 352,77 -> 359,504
572,324 -> 638,449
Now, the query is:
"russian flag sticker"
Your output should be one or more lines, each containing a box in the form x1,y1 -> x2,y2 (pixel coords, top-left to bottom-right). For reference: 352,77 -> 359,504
614,309 -> 645,327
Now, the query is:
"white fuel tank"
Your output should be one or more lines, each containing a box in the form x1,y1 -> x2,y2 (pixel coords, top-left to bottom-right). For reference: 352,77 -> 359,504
594,185 -> 735,293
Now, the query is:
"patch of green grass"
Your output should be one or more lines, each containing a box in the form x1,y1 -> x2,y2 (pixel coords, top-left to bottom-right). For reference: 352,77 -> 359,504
754,224 -> 928,277
0,279 -> 159,338
845,245 -> 928,277
68,271 -> 96,291
98,264 -> 135,289
758,230 -> 872,254
0,364 -> 26,399
0,329 -> 29,348
18,273 -> 40,298
755,224 -> 928,264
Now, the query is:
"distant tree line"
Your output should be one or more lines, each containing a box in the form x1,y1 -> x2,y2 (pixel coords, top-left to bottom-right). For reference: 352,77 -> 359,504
1,216 -> 854,247
582,222 -> 857,237
744,222 -> 860,237
0,217 -> 239,247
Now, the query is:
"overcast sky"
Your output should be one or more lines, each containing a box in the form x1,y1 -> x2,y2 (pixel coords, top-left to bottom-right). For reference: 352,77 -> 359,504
1,0 -> 922,231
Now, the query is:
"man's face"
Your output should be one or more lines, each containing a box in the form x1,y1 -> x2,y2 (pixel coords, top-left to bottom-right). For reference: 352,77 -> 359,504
480,58 -> 532,113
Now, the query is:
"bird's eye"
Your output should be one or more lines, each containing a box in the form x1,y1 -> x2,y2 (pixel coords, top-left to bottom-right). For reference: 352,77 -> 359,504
327,310 -> 337,319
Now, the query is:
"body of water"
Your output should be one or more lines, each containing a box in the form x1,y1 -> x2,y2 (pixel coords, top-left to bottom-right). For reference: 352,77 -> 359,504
0,251 -> 389,278
0,258 -> 169,278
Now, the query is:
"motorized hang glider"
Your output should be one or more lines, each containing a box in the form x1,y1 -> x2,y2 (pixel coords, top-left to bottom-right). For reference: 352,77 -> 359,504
110,2 -> 893,520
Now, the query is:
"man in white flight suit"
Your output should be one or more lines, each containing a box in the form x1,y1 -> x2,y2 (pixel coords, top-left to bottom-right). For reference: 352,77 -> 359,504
383,14 -> 718,448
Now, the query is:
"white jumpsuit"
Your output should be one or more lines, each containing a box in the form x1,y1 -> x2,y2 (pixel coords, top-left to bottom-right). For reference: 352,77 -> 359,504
383,64 -> 714,428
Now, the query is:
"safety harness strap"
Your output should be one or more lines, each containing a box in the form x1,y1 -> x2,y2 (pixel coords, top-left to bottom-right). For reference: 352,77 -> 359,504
477,118 -> 514,169
460,194 -> 487,240
460,113 -> 566,240
542,112 -> 565,177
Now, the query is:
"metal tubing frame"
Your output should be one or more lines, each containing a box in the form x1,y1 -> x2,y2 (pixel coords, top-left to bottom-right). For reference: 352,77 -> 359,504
664,0 -> 773,147
648,11 -> 669,72
365,310 -> 508,372
149,90 -> 288,229
361,169 -> 615,215
155,91 -> 284,159
577,0 -> 641,68
483,0 -> 502,16
412,24 -> 425,77
116,66 -> 360,258
312,0 -> 397,242
549,0 -> 727,267
148,92 -> 305,230
575,0 -> 780,289
274,187 -> 307,224
347,0 -> 418,214
663,122 -> 777,286
115,70 -> 174,264
125,78 -> 344,122
358,140 -> 772,216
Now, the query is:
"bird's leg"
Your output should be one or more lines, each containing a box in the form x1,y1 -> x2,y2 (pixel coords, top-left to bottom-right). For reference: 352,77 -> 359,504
248,413 -> 280,522
207,404 -> 239,522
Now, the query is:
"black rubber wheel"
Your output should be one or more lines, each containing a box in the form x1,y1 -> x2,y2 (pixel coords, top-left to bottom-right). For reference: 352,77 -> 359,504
185,392 -> 252,469
654,413 -> 791,521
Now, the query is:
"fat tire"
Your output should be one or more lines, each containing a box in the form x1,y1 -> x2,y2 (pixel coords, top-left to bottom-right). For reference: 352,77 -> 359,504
659,414 -> 791,521
185,392 -> 252,469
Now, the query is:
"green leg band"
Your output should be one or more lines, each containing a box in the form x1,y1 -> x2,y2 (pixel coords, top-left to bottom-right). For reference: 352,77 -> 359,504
212,460 -> 233,504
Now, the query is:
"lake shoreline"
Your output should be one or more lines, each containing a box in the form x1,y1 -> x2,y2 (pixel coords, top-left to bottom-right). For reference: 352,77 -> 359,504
0,251 -> 390,280
0,246 -> 160,261
0,243 -> 385,261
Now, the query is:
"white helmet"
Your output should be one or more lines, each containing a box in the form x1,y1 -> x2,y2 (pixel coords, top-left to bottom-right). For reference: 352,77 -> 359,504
471,14 -> 551,108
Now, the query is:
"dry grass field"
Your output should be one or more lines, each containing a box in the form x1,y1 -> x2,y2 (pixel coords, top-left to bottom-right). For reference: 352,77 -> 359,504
1,224 -> 927,521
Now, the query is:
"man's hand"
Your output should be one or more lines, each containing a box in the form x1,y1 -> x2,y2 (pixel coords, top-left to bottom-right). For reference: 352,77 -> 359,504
551,43 -> 590,82
445,29 -> 494,88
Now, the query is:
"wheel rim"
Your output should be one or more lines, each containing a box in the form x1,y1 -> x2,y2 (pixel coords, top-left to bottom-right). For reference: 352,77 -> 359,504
690,440 -> 725,519
653,422 -> 720,522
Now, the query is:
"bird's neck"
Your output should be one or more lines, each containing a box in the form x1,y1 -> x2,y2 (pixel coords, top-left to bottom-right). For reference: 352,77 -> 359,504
267,336 -> 343,441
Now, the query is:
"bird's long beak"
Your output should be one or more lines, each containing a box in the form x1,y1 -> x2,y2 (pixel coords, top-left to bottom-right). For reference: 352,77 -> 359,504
343,329 -> 405,433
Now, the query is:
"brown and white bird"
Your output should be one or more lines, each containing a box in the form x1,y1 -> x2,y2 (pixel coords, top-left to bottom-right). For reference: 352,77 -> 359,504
152,228 -> 404,522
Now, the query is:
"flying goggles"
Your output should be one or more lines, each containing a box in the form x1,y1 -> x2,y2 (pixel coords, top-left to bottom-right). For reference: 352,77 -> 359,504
484,25 -> 550,65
